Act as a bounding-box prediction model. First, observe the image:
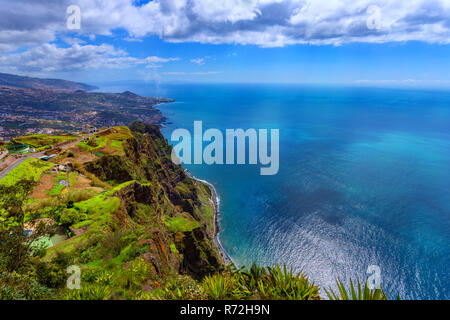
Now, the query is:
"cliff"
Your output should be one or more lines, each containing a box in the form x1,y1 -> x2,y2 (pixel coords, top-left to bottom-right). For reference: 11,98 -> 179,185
34,122 -> 223,298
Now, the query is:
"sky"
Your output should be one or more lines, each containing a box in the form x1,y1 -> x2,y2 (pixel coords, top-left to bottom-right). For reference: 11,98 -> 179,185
1,0 -> 450,87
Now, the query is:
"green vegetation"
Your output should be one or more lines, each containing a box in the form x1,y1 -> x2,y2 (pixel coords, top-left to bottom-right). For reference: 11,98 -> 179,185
77,127 -> 132,156
201,264 -> 320,300
324,279 -> 394,300
164,215 -> 200,233
12,134 -> 77,149
0,180 -> 59,299
0,158 -> 53,186
68,172 -> 77,186
77,137 -> 106,151
55,193 -> 120,232
47,172 -> 68,196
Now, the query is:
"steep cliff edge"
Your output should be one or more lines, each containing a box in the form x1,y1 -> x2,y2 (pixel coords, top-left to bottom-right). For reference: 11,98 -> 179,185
40,122 -> 223,298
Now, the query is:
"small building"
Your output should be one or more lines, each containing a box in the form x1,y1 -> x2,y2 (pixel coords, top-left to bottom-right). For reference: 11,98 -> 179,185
39,154 -> 57,161
82,125 -> 97,134
50,162 -> 73,173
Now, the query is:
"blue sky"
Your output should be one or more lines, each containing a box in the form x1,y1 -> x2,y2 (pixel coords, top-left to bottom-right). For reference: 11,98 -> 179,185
1,0 -> 450,87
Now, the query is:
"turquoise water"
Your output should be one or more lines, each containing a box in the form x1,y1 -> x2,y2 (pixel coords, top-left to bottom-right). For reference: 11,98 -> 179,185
102,83 -> 450,299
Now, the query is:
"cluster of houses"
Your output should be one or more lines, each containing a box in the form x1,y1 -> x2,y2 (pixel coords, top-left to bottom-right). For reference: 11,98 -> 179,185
48,162 -> 74,174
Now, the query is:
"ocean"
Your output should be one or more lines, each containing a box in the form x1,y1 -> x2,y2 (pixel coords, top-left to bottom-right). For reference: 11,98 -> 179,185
99,83 -> 450,299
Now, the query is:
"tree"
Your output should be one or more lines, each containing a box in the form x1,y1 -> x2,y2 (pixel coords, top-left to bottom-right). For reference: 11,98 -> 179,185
0,179 -> 54,272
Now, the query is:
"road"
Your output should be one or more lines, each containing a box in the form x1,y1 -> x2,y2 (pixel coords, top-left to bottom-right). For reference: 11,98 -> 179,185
0,129 -> 110,182
0,151 -> 46,181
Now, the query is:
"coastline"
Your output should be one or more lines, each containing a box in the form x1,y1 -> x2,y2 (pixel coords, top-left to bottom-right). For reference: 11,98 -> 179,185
185,170 -> 233,265
153,100 -> 232,265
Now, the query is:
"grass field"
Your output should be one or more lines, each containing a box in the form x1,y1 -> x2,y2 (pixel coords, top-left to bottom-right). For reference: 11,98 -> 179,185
0,158 -> 53,186
76,127 -> 132,156
12,134 -> 77,149
163,214 -> 200,233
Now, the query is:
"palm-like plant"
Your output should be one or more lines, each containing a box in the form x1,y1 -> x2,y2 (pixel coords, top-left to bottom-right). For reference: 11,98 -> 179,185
263,265 -> 320,300
324,279 -> 396,300
237,263 -> 266,294
201,274 -> 233,300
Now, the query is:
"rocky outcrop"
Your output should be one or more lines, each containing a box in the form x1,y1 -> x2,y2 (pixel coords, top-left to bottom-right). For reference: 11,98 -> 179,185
177,228 -> 222,279
84,155 -> 132,182
113,182 -> 154,217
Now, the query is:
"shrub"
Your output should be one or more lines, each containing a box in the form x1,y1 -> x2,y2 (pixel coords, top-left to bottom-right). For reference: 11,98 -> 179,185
324,279 -> 393,300
67,200 -> 74,209
60,209 -> 85,226
0,271 -> 55,300
100,229 -> 128,257
164,275 -> 205,300
201,274 -> 234,300
122,257 -> 152,289
35,252 -> 73,289
201,264 -> 320,300
87,139 -> 98,148
63,284 -> 112,300
260,265 -> 320,300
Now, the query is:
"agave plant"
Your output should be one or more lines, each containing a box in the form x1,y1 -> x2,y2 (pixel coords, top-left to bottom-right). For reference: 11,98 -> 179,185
262,264 -> 320,300
236,263 -> 267,295
201,274 -> 234,300
63,284 -> 112,300
324,279 -> 396,300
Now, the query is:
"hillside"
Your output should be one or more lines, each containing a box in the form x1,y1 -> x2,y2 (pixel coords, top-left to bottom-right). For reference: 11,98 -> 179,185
0,72 -> 97,92
0,122 -> 225,299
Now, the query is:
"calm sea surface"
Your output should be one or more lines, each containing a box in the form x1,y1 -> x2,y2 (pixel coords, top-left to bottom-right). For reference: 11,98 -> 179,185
100,83 -> 450,299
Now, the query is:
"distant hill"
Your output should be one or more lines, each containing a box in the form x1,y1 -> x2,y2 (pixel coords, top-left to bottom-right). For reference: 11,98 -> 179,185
0,72 -> 98,92
0,73 -> 174,129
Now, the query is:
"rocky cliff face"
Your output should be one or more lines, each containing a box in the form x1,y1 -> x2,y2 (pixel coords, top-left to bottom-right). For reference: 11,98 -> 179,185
82,122 -> 223,280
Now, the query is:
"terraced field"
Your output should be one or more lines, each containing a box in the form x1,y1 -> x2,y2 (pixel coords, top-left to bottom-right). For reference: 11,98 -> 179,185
12,134 -> 78,150
76,126 -> 132,156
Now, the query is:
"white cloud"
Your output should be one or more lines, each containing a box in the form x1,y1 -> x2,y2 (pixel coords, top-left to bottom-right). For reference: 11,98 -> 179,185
2,0 -> 450,52
0,43 -> 179,73
1,0 -> 450,76
190,58 -> 206,65
162,71 -> 222,75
